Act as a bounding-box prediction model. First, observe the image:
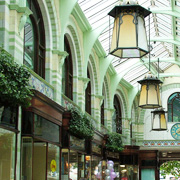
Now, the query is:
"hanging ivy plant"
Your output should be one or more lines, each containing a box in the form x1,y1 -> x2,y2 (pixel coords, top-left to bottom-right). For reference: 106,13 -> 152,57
106,132 -> 124,152
67,104 -> 94,139
0,48 -> 33,107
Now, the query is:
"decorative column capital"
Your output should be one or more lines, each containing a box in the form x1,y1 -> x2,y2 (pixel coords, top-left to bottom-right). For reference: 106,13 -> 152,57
9,5 -> 32,34
52,50 -> 69,68
95,95 -> 104,106
78,77 -> 90,91
108,108 -> 115,117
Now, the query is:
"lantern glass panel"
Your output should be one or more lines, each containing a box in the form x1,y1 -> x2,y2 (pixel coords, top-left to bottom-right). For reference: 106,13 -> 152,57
139,84 -> 147,106
118,15 -> 136,48
148,84 -> 159,105
152,114 -> 160,129
138,16 -> 148,52
160,114 -> 167,129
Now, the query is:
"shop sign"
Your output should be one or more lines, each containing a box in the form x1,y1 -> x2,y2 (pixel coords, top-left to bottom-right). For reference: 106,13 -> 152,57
70,136 -> 85,151
106,151 -> 119,159
92,141 -> 102,155
50,159 -> 57,172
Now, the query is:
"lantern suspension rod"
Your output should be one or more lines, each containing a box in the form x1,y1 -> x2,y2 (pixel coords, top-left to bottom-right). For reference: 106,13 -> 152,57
148,11 -> 150,71
158,58 -> 159,79
109,15 -> 110,54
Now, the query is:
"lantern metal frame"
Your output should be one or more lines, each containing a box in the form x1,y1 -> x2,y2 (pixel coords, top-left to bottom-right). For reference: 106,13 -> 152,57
151,108 -> 167,131
108,4 -> 151,58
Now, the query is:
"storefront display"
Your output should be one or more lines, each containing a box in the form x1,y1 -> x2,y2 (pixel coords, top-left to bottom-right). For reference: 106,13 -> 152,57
91,140 -> 103,180
21,91 -> 63,180
0,128 -> 16,180
0,105 -> 18,180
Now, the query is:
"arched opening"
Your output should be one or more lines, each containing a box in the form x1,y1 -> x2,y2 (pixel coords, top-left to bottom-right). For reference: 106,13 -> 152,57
160,160 -> 180,180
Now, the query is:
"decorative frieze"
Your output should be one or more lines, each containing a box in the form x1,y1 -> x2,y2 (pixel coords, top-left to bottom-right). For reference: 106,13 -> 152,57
143,140 -> 180,147
29,74 -> 54,99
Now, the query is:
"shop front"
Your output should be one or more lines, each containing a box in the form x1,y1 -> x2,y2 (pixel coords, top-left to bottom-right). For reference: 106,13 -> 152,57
139,150 -> 159,180
62,111 -> 88,180
21,90 -> 64,180
0,106 -> 18,180
119,146 -> 139,180
61,136 -> 86,180
106,150 -> 120,180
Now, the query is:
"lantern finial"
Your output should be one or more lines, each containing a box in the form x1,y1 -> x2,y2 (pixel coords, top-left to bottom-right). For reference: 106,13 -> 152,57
122,0 -> 138,5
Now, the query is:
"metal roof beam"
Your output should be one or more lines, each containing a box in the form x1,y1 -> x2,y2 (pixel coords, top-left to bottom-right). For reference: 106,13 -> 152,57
150,8 -> 180,18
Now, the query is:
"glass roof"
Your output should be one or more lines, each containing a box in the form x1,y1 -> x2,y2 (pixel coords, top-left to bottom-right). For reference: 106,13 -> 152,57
78,0 -> 179,87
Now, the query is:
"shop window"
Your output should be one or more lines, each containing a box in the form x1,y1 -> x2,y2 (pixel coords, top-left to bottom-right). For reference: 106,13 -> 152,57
168,92 -> 180,122
78,154 -> 85,179
21,137 -> 33,180
141,169 -> 155,180
47,144 -> 60,180
22,111 -> 60,144
85,155 -> 91,180
24,0 -> 45,78
120,165 -> 138,180
0,106 -> 18,128
113,95 -> 122,134
22,111 -> 33,134
34,114 -> 60,143
21,137 -> 60,180
63,36 -> 73,100
141,160 -> 156,166
91,155 -> 101,180
61,149 -> 69,180
33,141 -> 46,180
69,150 -> 78,180
85,69 -> 91,115
0,128 -> 16,180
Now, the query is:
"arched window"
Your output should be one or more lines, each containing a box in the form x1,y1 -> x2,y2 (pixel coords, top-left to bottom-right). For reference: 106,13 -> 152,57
85,69 -> 91,115
101,100 -> 104,125
24,0 -> 45,78
101,90 -> 105,125
63,36 -> 73,100
168,92 -> 180,122
113,95 -> 122,134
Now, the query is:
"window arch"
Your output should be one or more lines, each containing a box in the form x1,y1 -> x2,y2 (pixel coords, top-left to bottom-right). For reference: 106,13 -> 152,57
63,36 -> 73,100
24,0 -> 45,78
168,92 -> 180,122
113,95 -> 122,134
85,69 -> 91,115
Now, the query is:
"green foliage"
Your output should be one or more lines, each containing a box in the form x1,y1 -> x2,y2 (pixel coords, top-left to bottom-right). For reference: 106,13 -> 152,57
0,48 -> 33,107
160,161 -> 180,179
68,105 -> 94,139
106,132 -> 124,152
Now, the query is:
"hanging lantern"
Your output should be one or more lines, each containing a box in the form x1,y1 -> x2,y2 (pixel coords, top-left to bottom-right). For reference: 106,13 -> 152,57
138,72 -> 162,109
151,108 -> 167,131
108,0 -> 151,58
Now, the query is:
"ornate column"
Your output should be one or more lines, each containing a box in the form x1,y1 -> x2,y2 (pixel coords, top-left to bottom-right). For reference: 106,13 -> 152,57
106,108 -> 115,131
8,4 -> 32,64
52,50 -> 68,104
93,95 -> 104,131
77,77 -> 90,110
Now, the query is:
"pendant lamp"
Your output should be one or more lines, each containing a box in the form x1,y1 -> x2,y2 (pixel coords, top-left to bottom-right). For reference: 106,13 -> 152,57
151,108 -> 167,131
108,0 -> 151,58
138,72 -> 162,109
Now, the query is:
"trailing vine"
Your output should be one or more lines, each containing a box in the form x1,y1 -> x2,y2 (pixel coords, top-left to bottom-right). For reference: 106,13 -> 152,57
0,48 -> 33,107
106,132 -> 124,152
67,104 -> 94,139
